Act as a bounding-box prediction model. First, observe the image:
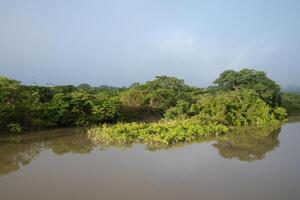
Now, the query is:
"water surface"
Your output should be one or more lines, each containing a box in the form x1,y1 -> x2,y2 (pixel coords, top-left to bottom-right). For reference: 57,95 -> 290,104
0,123 -> 300,200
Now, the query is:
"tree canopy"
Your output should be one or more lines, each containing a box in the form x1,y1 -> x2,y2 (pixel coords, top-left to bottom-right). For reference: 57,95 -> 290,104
213,69 -> 281,106
0,68 -> 294,135
120,76 -> 202,112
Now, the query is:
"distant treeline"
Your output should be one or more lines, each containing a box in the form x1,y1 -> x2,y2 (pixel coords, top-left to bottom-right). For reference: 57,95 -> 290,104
284,86 -> 300,94
0,68 -> 299,134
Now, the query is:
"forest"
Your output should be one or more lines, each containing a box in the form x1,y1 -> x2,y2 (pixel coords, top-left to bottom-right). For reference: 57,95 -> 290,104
1,68 -> 299,144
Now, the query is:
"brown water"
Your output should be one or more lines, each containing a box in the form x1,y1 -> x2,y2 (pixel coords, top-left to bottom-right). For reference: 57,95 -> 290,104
0,122 -> 300,200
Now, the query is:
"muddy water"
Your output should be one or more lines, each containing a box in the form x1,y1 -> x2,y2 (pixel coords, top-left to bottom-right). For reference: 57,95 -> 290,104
0,123 -> 299,200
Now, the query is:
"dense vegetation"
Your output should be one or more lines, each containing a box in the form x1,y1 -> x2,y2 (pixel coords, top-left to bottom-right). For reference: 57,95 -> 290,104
282,93 -> 300,116
88,89 -> 285,145
0,76 -> 123,133
1,68 -> 298,145
88,68 -> 291,145
119,76 -> 203,121
88,118 -> 229,145
164,90 -> 286,126
213,69 -> 282,107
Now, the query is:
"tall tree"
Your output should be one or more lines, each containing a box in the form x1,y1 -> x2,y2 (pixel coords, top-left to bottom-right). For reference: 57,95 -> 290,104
213,69 -> 281,106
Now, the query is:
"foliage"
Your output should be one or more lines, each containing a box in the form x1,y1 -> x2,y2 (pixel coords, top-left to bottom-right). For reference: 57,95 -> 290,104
163,100 -> 190,119
0,68 -> 290,136
282,92 -> 300,116
0,76 -> 23,133
0,76 -> 124,133
165,90 -> 287,126
88,118 -> 229,145
7,123 -> 22,133
88,88 -> 286,146
195,90 -> 286,126
92,97 -> 123,123
77,83 -> 92,90
120,76 -> 203,114
213,69 -> 281,107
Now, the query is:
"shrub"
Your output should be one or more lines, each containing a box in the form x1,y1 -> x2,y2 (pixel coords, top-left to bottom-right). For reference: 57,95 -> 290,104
88,118 -> 229,145
164,89 -> 286,126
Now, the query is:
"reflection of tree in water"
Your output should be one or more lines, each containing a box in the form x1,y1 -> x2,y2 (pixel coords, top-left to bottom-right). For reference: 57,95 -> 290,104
0,126 -> 283,176
0,128 -> 94,176
212,127 -> 281,161
45,129 -> 94,155
145,137 -> 213,151
0,141 -> 42,176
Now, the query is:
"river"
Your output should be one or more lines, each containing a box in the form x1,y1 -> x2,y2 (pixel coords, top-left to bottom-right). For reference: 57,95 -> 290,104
0,122 -> 300,200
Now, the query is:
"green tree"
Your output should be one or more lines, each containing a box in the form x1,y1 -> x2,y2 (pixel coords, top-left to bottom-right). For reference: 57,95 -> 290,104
121,76 -> 202,112
164,100 -> 190,119
78,83 -> 92,90
165,89 -> 286,126
0,76 -> 23,132
0,76 -> 21,105
92,98 -> 123,123
213,69 -> 281,106
282,93 -> 300,116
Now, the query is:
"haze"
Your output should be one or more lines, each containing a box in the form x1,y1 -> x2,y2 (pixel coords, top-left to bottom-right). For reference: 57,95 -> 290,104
0,0 -> 299,87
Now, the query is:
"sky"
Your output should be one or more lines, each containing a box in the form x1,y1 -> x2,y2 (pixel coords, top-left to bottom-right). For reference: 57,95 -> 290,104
0,0 -> 300,87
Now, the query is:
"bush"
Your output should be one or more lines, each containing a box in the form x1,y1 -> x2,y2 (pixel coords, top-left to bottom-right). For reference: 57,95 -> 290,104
88,118 -> 229,144
88,118 -> 229,145
7,123 -> 22,133
282,93 -> 300,116
163,100 -> 190,119
92,98 -> 123,123
164,89 -> 286,126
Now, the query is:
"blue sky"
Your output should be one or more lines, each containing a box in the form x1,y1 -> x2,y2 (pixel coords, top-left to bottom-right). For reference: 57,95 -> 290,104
0,0 -> 299,87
